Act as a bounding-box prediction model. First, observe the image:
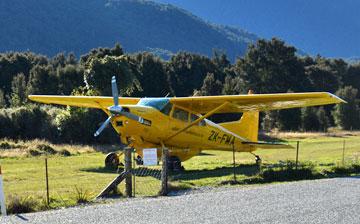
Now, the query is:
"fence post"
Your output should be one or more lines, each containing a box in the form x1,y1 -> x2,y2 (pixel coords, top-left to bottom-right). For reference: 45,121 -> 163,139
342,140 -> 346,166
295,141 -> 299,170
160,143 -> 168,196
45,158 -> 49,205
124,147 -> 132,197
0,166 -> 6,216
232,144 -> 236,182
132,150 -> 136,198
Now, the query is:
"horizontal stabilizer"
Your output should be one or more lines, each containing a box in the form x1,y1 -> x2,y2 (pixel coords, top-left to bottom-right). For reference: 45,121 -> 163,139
242,141 -> 294,149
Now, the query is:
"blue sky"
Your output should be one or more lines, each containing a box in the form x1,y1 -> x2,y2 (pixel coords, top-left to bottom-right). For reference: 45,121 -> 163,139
153,0 -> 360,58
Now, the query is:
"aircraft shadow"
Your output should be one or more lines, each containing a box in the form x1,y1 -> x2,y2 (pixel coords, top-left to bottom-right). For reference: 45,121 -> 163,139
82,164 -> 258,181
81,167 -> 124,174
171,164 -> 259,181
198,152 -> 215,156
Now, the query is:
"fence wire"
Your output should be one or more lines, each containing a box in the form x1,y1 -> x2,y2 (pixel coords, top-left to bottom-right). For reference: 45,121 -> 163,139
1,138 -> 360,211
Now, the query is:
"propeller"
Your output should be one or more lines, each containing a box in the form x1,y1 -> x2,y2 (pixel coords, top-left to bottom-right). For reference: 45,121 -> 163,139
94,76 -> 148,137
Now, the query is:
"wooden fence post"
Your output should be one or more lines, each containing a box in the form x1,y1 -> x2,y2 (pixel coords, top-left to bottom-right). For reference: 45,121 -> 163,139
160,144 -> 168,196
124,147 -> 132,197
232,144 -> 236,182
295,141 -> 299,170
45,158 -> 49,205
342,140 -> 346,166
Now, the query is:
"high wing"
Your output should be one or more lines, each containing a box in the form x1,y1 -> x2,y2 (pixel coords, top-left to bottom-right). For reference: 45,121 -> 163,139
28,95 -> 140,109
170,92 -> 345,114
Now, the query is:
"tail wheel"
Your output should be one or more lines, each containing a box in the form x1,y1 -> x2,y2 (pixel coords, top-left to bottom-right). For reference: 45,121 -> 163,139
105,152 -> 120,169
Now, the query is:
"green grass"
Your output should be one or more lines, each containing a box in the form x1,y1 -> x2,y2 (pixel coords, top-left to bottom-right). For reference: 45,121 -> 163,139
174,134 -> 360,186
1,133 -> 360,213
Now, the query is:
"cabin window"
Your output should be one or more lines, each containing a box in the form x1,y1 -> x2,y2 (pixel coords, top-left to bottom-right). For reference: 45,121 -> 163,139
173,107 -> 189,122
190,114 -> 197,122
190,113 -> 206,126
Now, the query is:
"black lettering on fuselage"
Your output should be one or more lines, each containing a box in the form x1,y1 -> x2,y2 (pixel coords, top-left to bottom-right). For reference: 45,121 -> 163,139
208,130 -> 216,141
212,131 -> 219,141
208,130 -> 236,145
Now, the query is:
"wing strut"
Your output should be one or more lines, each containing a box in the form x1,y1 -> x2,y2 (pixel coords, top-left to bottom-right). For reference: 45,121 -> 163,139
164,101 -> 230,142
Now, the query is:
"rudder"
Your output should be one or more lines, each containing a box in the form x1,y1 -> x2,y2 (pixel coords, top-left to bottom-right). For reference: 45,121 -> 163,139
219,111 -> 259,142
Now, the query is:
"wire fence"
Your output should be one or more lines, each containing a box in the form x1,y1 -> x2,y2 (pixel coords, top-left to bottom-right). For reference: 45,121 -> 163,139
1,138 -> 360,213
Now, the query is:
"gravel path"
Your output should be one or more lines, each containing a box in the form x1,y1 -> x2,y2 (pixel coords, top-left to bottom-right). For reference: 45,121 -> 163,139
1,177 -> 360,224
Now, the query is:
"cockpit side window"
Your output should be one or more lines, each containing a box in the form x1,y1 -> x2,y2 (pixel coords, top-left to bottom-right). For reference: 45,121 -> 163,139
190,113 -> 206,126
173,107 -> 189,122
190,113 -> 198,122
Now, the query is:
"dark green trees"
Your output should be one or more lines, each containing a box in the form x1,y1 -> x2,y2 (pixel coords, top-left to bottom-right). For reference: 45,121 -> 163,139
332,86 -> 360,130
9,73 -> 27,107
0,39 -> 359,143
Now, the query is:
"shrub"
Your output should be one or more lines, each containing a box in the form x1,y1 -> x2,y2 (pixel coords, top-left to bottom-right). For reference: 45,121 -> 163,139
0,141 -> 17,149
74,186 -> 92,204
58,149 -> 71,156
0,106 -> 58,140
28,149 -> 42,156
36,144 -> 57,155
328,164 -> 360,175
27,144 -> 57,156
261,161 -> 317,182
7,195 -> 39,214
352,164 -> 360,173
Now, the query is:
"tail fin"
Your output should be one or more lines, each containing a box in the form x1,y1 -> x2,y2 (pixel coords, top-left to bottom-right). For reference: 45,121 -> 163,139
219,90 -> 259,142
219,111 -> 259,142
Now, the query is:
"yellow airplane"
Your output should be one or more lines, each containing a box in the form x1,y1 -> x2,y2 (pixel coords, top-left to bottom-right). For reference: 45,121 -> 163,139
29,76 -> 345,170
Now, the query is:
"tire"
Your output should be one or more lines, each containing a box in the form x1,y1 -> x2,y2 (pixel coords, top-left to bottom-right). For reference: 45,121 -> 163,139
105,152 -> 119,169
135,155 -> 143,165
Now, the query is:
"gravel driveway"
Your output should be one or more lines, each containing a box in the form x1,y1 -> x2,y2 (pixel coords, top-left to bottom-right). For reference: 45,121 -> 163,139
1,177 -> 360,224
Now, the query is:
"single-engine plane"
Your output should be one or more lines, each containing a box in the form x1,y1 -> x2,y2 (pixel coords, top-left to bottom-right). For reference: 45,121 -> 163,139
29,76 -> 345,170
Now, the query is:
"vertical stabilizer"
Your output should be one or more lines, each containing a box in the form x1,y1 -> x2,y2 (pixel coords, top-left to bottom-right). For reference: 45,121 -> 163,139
219,111 -> 259,142
219,90 -> 259,141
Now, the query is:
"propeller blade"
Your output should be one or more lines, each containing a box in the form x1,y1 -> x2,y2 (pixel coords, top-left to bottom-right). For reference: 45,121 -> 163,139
94,116 -> 112,137
111,76 -> 119,106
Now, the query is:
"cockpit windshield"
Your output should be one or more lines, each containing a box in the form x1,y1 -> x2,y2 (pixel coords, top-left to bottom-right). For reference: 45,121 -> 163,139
137,98 -> 170,111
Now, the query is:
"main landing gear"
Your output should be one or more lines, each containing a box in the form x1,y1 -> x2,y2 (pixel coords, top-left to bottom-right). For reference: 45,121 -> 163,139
105,152 -> 120,169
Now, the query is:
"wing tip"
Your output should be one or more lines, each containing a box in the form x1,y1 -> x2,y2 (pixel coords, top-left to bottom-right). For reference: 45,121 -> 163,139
28,95 -> 37,101
326,92 -> 347,103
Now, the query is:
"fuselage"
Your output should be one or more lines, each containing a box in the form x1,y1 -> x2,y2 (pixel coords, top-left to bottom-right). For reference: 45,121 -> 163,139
109,98 -> 254,162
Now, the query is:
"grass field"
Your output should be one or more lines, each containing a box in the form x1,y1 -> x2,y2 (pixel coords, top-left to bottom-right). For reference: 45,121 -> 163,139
1,132 -> 360,213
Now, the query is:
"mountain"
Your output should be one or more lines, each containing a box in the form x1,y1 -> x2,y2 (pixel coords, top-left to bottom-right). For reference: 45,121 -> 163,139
154,0 -> 360,59
0,0 -> 258,60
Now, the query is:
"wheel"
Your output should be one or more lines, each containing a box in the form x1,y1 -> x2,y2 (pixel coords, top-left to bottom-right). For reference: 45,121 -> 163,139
105,152 -> 119,169
135,155 -> 143,165
168,156 -> 183,171
255,155 -> 262,166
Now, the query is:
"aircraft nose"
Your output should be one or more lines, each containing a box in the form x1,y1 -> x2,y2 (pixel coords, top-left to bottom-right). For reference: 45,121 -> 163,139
109,105 -> 123,114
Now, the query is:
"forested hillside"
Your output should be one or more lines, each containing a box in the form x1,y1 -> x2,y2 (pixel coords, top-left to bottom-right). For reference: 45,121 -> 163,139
0,38 -> 359,144
0,0 -> 257,60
